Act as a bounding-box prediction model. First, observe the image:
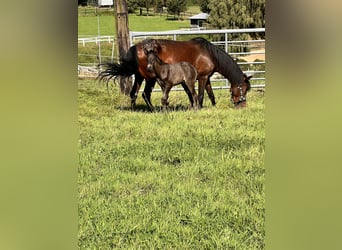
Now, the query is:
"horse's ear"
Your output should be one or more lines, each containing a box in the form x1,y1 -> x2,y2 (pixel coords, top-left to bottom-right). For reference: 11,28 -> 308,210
152,39 -> 159,47
142,44 -> 148,54
244,74 -> 252,80
151,39 -> 161,53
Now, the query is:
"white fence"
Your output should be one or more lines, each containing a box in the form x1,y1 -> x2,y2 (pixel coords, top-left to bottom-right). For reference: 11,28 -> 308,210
78,35 -> 115,46
78,28 -> 265,89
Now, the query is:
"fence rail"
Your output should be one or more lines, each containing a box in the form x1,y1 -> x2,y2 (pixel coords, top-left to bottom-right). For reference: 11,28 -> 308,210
78,35 -> 115,46
130,28 -> 265,42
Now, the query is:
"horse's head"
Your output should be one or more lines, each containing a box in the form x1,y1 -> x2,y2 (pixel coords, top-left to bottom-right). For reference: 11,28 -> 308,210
230,74 -> 252,108
142,39 -> 160,55
146,51 -> 157,73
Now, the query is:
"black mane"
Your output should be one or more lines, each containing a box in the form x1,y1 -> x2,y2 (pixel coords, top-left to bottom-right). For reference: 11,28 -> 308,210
191,37 -> 244,85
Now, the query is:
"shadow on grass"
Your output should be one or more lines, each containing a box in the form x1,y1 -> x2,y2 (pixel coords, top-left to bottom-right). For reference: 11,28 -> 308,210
79,84 -> 198,113
78,87 -> 102,97
116,103 -> 194,113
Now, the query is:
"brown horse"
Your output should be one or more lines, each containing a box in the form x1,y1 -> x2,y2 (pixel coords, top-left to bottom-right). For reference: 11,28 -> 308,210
99,37 -> 251,110
145,50 -> 199,110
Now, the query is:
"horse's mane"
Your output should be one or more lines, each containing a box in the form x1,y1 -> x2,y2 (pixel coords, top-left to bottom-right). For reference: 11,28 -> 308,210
191,37 -> 244,85
142,39 -> 178,55
152,39 -> 179,46
150,52 -> 166,66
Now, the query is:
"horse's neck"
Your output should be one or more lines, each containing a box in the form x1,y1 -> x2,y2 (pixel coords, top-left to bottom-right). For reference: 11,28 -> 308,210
153,57 -> 167,77
155,56 -> 166,67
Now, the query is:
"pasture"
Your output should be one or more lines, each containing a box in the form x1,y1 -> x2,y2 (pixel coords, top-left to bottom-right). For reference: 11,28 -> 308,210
78,9 -> 194,37
78,79 -> 265,248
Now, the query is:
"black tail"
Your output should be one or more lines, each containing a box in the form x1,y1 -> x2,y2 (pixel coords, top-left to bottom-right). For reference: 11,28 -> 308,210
98,45 -> 139,82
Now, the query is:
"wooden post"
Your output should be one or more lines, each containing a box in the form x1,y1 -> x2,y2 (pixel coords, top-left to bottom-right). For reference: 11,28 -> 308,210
115,0 -> 132,95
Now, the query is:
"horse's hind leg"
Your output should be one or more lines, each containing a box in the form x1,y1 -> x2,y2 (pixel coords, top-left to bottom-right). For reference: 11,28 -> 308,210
205,78 -> 216,106
130,73 -> 143,110
187,80 -> 199,110
181,81 -> 194,107
197,77 -> 207,108
142,78 -> 156,111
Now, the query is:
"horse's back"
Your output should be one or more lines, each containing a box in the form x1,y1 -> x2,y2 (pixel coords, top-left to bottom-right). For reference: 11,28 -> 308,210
179,62 -> 197,80
159,65 -> 169,81
154,40 -> 212,75
138,39 -> 213,79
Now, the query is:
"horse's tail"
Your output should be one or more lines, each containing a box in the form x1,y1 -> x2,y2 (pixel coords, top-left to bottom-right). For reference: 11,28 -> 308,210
98,45 -> 138,82
191,37 -> 244,85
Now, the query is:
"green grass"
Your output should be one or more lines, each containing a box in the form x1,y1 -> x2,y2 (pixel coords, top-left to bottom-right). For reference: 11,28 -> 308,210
78,79 -> 265,248
78,12 -> 191,37
186,5 -> 201,14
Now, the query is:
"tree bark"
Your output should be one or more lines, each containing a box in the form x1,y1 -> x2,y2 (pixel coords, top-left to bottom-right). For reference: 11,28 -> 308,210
115,0 -> 132,95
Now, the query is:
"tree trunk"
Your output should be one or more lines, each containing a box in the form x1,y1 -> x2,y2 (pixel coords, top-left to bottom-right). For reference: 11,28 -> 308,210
115,0 -> 132,95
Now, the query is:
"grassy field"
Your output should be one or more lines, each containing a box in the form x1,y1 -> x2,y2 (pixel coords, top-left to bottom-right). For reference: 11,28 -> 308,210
78,8 -> 197,37
78,15 -> 191,36
78,79 -> 265,248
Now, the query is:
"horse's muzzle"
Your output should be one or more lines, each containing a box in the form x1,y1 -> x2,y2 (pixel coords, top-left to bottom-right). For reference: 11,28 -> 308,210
146,64 -> 153,72
234,100 -> 247,108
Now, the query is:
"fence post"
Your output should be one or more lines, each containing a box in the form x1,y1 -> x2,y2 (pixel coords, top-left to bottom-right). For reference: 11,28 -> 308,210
225,33 -> 228,53
115,0 -> 132,95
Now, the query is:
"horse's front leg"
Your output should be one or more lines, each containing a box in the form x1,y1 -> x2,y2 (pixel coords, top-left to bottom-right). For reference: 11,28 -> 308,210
197,77 -> 207,108
205,78 -> 216,106
161,84 -> 172,111
142,78 -> 156,111
130,74 -> 143,110
188,81 -> 199,110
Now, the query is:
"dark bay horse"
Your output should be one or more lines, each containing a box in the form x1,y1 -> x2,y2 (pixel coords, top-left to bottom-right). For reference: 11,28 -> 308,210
146,50 -> 199,110
99,37 -> 251,109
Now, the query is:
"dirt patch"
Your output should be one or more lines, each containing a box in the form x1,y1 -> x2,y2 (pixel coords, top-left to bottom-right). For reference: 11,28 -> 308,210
239,49 -> 265,62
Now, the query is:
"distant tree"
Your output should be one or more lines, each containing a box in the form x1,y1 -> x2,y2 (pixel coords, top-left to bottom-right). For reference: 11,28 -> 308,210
207,0 -> 229,29
153,0 -> 165,12
127,0 -> 140,13
207,0 -> 265,30
198,0 -> 210,13
138,0 -> 153,15
127,0 -> 165,14
186,0 -> 200,6
247,0 -> 265,28
207,0 -> 264,41
78,0 -> 88,6
207,0 -> 265,48
166,0 -> 187,18
186,0 -> 198,5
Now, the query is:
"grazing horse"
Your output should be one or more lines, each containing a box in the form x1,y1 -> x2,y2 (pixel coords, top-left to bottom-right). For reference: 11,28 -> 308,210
99,37 -> 251,110
145,51 -> 199,110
